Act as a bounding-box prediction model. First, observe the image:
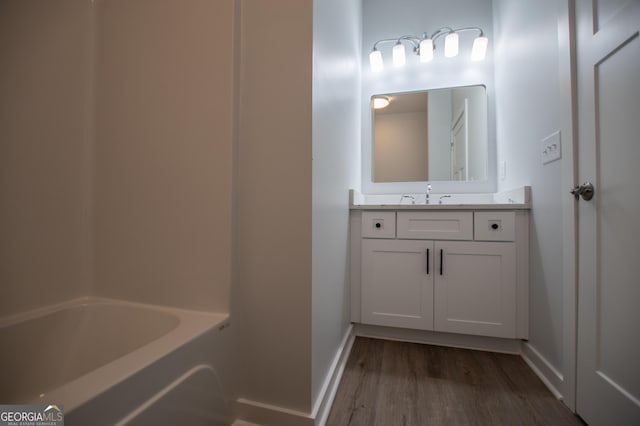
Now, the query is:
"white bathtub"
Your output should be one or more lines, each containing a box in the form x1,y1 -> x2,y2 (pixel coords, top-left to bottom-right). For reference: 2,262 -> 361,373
0,297 -> 233,425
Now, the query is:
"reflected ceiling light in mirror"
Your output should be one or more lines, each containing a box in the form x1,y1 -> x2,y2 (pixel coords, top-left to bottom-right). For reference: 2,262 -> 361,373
371,96 -> 390,109
368,27 -> 487,72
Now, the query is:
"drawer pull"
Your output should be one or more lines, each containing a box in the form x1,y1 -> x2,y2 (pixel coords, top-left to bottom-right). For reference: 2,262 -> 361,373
440,249 -> 444,275
426,248 -> 430,275
491,223 -> 499,230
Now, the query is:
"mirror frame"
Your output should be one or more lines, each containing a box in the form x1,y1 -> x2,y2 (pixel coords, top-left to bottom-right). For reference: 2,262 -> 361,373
362,81 -> 497,194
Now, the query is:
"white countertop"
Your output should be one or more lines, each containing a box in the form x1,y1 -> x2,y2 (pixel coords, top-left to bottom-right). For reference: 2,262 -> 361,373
349,186 -> 531,210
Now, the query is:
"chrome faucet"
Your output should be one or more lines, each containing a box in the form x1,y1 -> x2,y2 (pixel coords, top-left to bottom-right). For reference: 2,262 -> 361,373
439,195 -> 452,204
426,184 -> 432,204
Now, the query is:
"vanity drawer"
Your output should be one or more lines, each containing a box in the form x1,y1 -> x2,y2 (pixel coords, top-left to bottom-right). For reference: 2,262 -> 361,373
474,211 -> 516,241
397,211 -> 473,240
362,211 -> 396,238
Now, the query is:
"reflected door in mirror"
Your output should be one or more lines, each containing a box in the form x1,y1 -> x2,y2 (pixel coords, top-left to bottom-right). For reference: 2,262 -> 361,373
372,85 -> 488,183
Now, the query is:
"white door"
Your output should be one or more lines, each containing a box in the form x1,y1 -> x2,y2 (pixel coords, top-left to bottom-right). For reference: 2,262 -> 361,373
451,100 -> 468,181
575,1 -> 640,425
434,241 -> 516,338
361,239 -> 434,330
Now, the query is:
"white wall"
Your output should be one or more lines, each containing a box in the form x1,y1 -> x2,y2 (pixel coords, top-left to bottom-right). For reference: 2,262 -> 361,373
361,0 -> 496,194
234,0 -> 314,413
374,111 -> 428,182
312,0 -> 362,407
92,0 -> 233,312
0,0 -> 92,316
428,90 -> 453,180
493,0 -> 565,373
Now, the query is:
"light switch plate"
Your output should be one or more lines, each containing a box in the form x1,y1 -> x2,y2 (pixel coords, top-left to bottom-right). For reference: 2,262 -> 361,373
541,131 -> 561,165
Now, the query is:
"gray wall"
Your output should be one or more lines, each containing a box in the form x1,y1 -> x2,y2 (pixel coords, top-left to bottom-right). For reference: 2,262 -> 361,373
1,0 -> 235,317
493,0 -> 565,373
428,90 -> 453,180
374,111 -> 428,182
234,0 -> 314,412
234,0 -> 362,413
1,0 -> 93,316
312,0 -> 362,406
93,0 -> 233,312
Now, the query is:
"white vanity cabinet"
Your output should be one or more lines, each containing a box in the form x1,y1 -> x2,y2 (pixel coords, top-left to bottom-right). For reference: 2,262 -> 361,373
353,207 -> 529,340
361,239 -> 434,330
434,241 -> 516,338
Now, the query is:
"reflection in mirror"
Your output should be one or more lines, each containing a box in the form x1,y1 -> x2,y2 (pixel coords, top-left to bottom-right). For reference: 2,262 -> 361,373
372,85 -> 488,183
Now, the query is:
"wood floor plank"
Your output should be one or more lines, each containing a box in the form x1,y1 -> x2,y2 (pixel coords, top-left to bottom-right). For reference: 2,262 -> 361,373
327,337 -> 584,426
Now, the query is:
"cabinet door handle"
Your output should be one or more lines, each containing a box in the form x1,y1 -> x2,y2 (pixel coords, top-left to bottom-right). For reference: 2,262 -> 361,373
440,249 -> 444,275
426,248 -> 430,275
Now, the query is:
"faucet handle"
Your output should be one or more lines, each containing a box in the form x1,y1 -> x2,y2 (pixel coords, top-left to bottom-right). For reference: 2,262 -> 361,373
401,194 -> 416,205
438,195 -> 452,204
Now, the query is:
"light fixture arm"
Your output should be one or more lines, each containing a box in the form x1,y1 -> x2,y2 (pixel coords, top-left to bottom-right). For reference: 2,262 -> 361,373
372,36 -> 421,52
429,27 -> 453,43
430,26 -> 483,43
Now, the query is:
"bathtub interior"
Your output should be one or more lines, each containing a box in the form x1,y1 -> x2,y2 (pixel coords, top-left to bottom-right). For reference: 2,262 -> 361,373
0,301 -> 180,403
0,297 -> 233,425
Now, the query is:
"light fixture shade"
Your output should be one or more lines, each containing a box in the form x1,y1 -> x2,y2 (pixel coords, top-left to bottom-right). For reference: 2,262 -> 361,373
392,42 -> 406,67
372,96 -> 390,109
369,49 -> 384,72
470,36 -> 488,61
444,32 -> 459,58
419,39 -> 434,62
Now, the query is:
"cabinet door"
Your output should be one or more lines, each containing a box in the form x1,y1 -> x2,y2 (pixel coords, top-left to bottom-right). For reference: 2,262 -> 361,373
434,241 -> 516,338
361,239 -> 433,330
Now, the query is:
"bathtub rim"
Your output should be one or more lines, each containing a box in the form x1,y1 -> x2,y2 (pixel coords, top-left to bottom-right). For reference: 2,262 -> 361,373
0,296 -> 226,327
1,296 -> 228,412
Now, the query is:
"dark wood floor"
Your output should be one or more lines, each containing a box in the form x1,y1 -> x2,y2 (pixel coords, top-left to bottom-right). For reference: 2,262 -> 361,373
327,337 -> 584,426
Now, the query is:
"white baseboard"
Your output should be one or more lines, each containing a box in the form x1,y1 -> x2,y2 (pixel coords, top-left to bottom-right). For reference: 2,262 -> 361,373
312,325 -> 355,426
234,325 -> 355,426
520,341 -> 564,400
230,420 -> 262,426
235,398 -> 313,426
355,323 -> 522,354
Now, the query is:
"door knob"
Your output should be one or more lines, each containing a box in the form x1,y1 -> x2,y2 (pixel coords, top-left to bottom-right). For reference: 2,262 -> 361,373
571,182 -> 594,201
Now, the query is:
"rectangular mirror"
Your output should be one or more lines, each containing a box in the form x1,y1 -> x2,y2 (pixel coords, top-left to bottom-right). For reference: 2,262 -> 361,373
372,85 -> 488,182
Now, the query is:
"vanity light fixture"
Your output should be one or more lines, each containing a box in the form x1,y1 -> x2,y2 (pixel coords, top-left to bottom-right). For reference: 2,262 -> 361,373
470,35 -> 489,61
444,32 -> 459,58
392,42 -> 406,67
369,48 -> 384,73
371,96 -> 390,109
368,26 -> 487,72
419,38 -> 434,62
